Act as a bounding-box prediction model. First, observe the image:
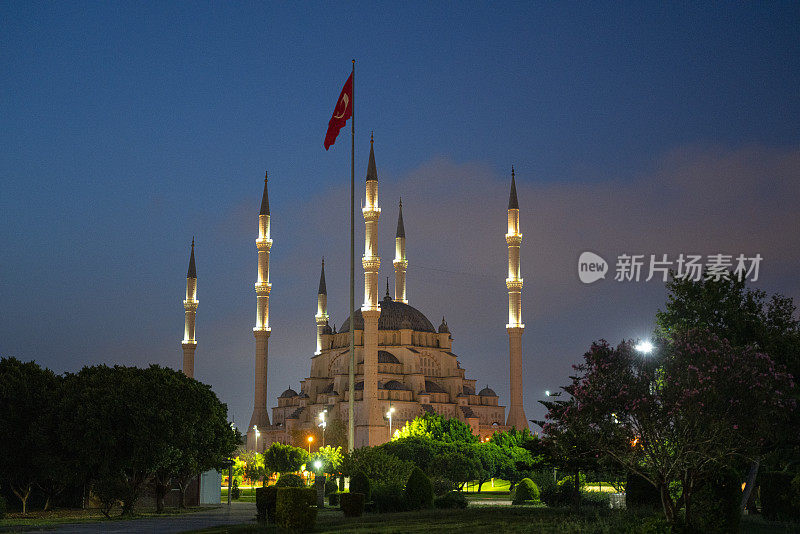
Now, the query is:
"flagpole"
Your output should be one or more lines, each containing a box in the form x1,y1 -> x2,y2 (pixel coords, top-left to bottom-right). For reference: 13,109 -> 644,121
348,58 -> 355,453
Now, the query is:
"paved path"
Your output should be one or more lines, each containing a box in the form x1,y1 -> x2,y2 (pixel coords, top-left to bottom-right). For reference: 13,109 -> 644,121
14,502 -> 257,534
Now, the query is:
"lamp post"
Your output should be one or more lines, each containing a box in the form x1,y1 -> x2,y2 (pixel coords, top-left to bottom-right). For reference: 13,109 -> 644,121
386,406 -> 395,440
307,435 -> 314,454
318,410 -> 327,447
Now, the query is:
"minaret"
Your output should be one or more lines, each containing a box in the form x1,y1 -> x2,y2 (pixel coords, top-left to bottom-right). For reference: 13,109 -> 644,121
505,167 -> 528,430
315,258 -> 329,355
393,199 -> 408,303
248,172 -> 272,451
359,133 -> 384,446
181,238 -> 198,378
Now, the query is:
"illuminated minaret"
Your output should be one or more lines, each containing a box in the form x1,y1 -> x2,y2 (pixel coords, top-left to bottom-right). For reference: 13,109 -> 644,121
505,167 -> 528,430
359,134 -> 384,446
315,258 -> 329,355
393,199 -> 408,303
248,172 -> 272,451
181,238 -> 198,378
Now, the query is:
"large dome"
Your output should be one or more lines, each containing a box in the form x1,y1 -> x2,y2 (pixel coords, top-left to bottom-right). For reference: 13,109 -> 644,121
339,297 -> 436,333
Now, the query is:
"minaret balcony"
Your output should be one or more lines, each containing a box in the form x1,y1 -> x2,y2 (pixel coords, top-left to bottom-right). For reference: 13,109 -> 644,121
315,313 -> 329,324
393,259 -> 408,268
256,238 -> 273,251
505,279 -> 524,291
362,207 -> 381,220
181,339 -> 197,346
255,282 -> 272,295
362,257 -> 381,271
506,324 -> 525,332
505,234 -> 523,246
183,300 -> 199,310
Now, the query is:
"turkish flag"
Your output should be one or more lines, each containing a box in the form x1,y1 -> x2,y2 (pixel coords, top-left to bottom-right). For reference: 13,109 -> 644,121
324,72 -> 353,150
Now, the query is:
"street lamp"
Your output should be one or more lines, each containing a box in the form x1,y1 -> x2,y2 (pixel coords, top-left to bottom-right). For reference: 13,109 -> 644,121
635,340 -> 654,354
386,406 -> 395,440
253,425 -> 260,452
313,460 -> 322,471
307,435 -> 314,453
318,409 -> 327,447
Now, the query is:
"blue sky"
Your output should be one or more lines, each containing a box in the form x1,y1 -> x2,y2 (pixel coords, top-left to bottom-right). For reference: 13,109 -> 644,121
2,2 -> 799,429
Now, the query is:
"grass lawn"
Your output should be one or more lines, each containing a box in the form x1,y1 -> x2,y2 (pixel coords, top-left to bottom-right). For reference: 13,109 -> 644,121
0,505 -> 220,528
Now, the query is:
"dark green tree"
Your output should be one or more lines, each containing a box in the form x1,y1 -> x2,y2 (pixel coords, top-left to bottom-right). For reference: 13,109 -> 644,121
0,358 -> 60,513
263,442 -> 308,475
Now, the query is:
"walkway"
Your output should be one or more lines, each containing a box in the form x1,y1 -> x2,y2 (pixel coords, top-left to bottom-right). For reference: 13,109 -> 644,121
14,502 -> 256,534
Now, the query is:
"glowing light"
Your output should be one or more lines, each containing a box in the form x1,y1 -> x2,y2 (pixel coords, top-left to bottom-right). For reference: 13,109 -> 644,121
630,436 -> 640,448
545,390 -> 551,397
635,341 -> 654,354
314,460 -> 322,470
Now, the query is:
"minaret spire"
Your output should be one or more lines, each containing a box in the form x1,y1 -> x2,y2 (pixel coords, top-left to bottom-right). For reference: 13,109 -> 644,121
360,135 -> 383,446
393,199 -> 408,303
315,258 -> 329,355
505,166 -> 528,430
249,172 -> 273,451
182,239 -> 199,378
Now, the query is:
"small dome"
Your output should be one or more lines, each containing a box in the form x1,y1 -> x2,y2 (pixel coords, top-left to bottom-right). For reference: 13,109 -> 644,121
478,386 -> 498,397
424,380 -> 447,394
381,380 -> 409,391
438,317 -> 450,334
378,350 -> 400,364
279,388 -> 298,398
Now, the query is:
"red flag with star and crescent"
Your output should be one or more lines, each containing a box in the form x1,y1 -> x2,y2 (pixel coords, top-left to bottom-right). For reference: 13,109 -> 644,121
324,72 -> 353,150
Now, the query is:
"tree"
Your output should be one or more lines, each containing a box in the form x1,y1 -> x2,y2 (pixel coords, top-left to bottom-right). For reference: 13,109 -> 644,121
310,445 -> 343,475
263,442 -> 308,476
392,413 -> 478,443
657,275 -> 800,507
340,446 -> 414,487
542,332 -> 795,525
0,358 -> 60,514
488,429 -> 540,491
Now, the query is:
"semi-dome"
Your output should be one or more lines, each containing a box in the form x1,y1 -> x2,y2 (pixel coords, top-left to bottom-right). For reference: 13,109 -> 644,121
381,380 -> 409,390
279,388 -> 298,398
339,299 -> 436,333
424,380 -> 447,393
478,386 -> 498,397
378,350 -> 400,364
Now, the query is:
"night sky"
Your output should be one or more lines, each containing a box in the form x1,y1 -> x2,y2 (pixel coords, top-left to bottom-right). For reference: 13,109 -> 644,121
2,3 -> 799,430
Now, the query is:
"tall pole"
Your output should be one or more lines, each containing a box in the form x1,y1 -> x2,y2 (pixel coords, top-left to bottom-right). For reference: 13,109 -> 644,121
348,59 -> 356,452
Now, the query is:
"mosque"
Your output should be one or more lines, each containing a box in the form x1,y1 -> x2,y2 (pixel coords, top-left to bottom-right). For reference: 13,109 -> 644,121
180,137 -> 529,451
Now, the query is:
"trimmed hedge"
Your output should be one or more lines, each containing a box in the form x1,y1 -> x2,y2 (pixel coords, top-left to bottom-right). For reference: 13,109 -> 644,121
349,471 -> 371,502
276,473 -> 305,488
370,483 -> 406,513
340,492 -> 365,517
404,467 -> 434,510
276,487 -> 317,532
434,491 -> 468,509
328,491 -> 340,506
255,486 -> 278,522
512,478 -> 540,504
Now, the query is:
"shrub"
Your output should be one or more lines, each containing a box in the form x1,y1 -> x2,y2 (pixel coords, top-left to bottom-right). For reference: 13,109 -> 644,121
512,478 -> 540,504
370,483 -> 407,513
255,486 -> 278,522
231,479 -> 241,500
0,495 -> 5,519
325,478 -> 338,495
328,491 -> 339,506
349,471 -> 371,502
340,492 -> 365,517
540,482 -> 572,507
276,487 -> 317,532
580,490 -> 611,509
434,491 -> 468,509
691,469 -> 741,533
276,473 -> 305,488
626,473 -> 661,509
431,476 -> 457,496
404,467 -> 434,510
792,473 -> 800,519
761,471 -> 796,521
